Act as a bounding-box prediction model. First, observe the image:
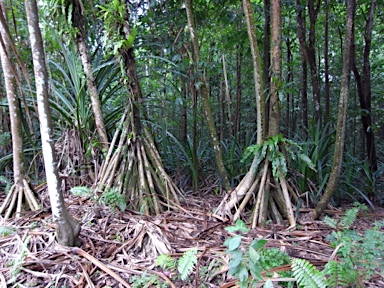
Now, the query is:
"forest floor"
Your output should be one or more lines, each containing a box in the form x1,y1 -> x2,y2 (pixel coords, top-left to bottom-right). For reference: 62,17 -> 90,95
0,186 -> 383,288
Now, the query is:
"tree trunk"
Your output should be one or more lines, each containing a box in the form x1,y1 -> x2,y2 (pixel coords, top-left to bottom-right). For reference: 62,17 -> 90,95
263,0 -> 271,135
324,0 -> 330,122
216,0 -> 295,229
234,50 -> 242,141
70,0 -> 109,151
351,0 -> 377,172
313,0 -> 355,219
243,0 -> 264,145
25,0 -> 80,246
0,0 -> 23,188
0,0 -> 40,220
296,0 -> 321,126
185,0 -> 231,191
268,0 -> 282,136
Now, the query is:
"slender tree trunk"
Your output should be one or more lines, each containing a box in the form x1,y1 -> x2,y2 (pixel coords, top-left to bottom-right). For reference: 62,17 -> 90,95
324,0 -> 330,122
25,0 -> 80,246
296,0 -> 321,125
268,0 -> 282,136
243,0 -> 265,144
263,0 -> 271,134
0,0 -> 23,188
351,0 -> 377,172
222,54 -> 232,136
185,0 -> 231,191
70,0 -> 109,150
285,36 -> 293,138
234,50 -> 242,140
313,0 -> 355,219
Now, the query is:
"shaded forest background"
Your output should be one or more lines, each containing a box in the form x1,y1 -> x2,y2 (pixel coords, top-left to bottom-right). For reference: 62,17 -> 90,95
0,0 -> 383,223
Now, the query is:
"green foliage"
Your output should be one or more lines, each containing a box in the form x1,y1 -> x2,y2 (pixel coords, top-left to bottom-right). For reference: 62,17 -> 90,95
178,248 -> 198,281
224,220 -> 291,288
0,132 -> 11,147
155,248 -> 198,282
323,205 -> 361,231
100,188 -> 127,211
242,134 -> 312,180
98,0 -> 137,56
291,258 -> 326,288
323,205 -> 384,286
70,186 -> 93,198
291,123 -> 333,204
339,156 -> 382,207
0,226 -> 15,236
323,260 -> 357,287
129,271 -> 168,288
0,175 -> 12,194
155,254 -> 176,271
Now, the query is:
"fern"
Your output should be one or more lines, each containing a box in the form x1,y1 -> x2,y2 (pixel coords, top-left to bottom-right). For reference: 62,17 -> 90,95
291,258 -> 326,288
323,216 -> 338,229
70,186 -> 93,198
341,207 -> 358,229
178,248 -> 198,281
323,260 -> 356,287
155,254 -> 176,271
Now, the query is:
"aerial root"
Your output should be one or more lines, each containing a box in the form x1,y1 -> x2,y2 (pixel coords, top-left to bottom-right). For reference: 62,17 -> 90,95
0,179 -> 40,220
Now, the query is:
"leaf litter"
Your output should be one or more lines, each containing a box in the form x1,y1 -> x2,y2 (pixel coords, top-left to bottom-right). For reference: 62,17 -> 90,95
0,188 -> 383,287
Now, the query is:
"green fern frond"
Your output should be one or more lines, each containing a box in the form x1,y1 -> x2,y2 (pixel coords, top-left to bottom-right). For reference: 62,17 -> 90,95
323,260 -> 356,287
155,254 -> 176,270
178,248 -> 198,281
323,216 -> 338,229
291,258 -> 326,288
341,207 -> 358,229
70,186 -> 93,197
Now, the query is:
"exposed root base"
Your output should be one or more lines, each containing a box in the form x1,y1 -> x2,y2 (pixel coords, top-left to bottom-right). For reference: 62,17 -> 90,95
0,179 -> 40,220
95,112 -> 182,215
215,159 -> 296,228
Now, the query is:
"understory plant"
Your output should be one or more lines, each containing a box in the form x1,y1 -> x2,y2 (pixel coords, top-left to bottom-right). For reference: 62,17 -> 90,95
223,220 -> 292,288
70,186 -> 126,211
155,247 -> 198,281
292,204 -> 384,288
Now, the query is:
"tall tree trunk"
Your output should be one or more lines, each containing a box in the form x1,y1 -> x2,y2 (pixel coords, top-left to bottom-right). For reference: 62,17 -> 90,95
216,0 -> 295,229
263,0 -> 271,134
0,0 -> 40,220
351,0 -> 377,172
313,0 -> 355,219
296,0 -> 321,125
268,0 -> 282,136
0,0 -> 23,188
324,0 -> 330,122
70,0 -> 109,150
25,0 -> 80,246
243,0 -> 264,144
185,0 -> 231,191
234,50 -> 242,141
285,36 -> 293,138
96,4 -> 181,216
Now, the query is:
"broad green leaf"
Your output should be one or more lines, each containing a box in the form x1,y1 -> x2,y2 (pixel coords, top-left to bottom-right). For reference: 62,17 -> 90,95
237,266 -> 249,282
228,250 -> 243,269
249,246 -> 260,263
251,239 -> 267,249
224,235 -> 242,251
